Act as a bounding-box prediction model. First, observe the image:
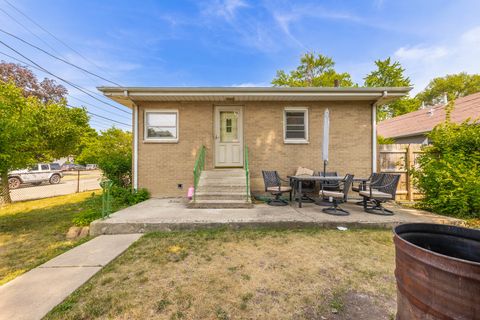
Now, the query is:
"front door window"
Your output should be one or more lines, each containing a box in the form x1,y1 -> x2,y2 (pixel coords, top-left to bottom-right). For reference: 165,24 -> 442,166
220,111 -> 238,142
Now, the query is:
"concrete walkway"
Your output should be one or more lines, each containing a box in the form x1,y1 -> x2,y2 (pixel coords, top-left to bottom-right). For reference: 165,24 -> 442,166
90,198 -> 463,235
0,234 -> 142,320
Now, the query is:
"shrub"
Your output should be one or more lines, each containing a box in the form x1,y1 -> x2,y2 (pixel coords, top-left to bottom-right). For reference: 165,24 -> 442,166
413,119 -> 480,218
110,186 -> 150,206
72,188 -> 150,226
77,128 -> 132,187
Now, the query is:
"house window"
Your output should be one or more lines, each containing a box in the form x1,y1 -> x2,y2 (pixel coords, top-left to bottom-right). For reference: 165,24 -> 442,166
144,110 -> 179,142
284,107 -> 308,143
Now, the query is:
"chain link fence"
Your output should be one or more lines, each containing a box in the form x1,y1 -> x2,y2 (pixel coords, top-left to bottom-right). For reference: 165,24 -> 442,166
8,170 -> 102,202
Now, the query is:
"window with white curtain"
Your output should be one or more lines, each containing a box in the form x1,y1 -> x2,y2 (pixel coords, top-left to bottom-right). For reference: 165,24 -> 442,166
144,110 -> 179,142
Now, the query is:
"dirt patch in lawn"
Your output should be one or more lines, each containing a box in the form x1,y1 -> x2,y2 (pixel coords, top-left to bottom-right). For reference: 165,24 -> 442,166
46,228 -> 397,320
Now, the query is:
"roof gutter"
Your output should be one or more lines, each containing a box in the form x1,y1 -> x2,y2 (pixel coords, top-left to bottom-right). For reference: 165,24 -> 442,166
372,90 -> 388,173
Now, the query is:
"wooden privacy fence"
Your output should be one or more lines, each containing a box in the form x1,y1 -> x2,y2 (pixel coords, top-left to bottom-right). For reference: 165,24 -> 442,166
378,144 -> 424,201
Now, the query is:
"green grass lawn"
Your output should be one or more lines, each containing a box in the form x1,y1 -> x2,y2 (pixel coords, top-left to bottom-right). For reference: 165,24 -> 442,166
0,192 -> 102,285
46,228 -> 397,320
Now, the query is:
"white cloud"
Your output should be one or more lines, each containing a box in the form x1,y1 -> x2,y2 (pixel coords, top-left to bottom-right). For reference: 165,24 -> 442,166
394,46 -> 448,61
202,0 -> 248,20
230,82 -> 269,87
392,25 -> 480,94
460,26 -> 480,46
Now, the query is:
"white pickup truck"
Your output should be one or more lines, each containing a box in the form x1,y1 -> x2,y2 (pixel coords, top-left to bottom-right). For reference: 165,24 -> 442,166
8,163 -> 63,189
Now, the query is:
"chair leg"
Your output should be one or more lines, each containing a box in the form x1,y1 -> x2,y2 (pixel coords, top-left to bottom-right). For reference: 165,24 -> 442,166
267,193 -> 288,206
322,199 -> 350,216
289,191 -> 292,202
364,200 -> 394,216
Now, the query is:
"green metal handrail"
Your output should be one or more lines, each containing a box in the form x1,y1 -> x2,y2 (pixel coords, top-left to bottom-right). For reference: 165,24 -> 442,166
100,179 -> 113,219
193,145 -> 206,201
244,145 -> 250,200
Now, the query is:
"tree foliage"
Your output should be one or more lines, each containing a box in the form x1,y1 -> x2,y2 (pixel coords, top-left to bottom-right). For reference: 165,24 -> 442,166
0,62 -> 67,103
364,57 -> 420,121
414,119 -> 480,217
77,128 -> 132,187
272,52 -> 354,87
364,57 -> 411,88
416,72 -> 480,105
0,81 -> 89,204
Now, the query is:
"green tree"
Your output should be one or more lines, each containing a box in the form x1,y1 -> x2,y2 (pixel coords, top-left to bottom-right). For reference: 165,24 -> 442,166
364,57 -> 419,121
414,119 -> 480,217
77,128 -> 132,187
272,52 -> 354,87
416,72 -> 480,105
377,135 -> 395,144
0,81 -> 89,204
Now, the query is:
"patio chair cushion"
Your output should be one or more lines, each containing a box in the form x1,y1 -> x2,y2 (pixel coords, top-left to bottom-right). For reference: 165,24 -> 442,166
295,167 -> 314,176
267,186 -> 292,192
352,186 -> 377,192
359,190 -> 392,199
320,190 -> 343,199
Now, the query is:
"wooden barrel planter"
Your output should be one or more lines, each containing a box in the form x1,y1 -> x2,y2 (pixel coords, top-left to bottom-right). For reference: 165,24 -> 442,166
394,223 -> 480,319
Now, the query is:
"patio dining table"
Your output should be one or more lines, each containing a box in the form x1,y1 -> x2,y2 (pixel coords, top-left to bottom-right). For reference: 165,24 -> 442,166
288,175 -> 344,208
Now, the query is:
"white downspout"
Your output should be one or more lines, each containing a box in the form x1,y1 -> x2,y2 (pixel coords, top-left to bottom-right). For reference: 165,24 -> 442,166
133,103 -> 138,190
372,90 -> 388,173
125,90 -> 139,190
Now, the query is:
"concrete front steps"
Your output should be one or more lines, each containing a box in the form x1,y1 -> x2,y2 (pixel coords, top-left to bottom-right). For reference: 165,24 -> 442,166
188,169 -> 253,208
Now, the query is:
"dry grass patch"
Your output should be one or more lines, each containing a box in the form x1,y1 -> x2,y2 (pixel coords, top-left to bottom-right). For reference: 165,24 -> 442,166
46,228 -> 397,320
0,192 -> 97,284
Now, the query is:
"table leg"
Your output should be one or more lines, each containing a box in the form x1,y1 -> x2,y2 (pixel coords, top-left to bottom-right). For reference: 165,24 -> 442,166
298,182 -> 302,208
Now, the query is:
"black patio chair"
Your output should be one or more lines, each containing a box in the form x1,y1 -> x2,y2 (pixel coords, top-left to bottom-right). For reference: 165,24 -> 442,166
319,174 -> 354,216
360,174 -> 400,215
262,170 -> 292,206
292,168 -> 317,203
319,171 -> 340,191
352,172 -> 384,205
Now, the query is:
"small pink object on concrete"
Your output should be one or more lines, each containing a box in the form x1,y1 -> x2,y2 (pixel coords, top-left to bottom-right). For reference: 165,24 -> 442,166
187,186 -> 194,200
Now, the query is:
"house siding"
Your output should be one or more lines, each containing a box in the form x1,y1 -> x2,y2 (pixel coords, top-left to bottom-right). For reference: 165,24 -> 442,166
136,100 -> 373,197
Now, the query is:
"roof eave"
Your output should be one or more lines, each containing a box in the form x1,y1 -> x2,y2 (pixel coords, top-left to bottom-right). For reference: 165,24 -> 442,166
97,86 -> 412,109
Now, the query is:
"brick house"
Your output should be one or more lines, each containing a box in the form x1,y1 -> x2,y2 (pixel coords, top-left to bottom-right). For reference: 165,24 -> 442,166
98,87 -> 410,206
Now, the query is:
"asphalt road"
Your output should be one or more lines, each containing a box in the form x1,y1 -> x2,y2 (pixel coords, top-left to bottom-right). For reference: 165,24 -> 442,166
10,178 -> 101,202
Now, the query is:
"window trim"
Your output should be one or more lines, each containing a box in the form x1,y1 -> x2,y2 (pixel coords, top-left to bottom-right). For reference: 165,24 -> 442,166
283,107 -> 309,144
144,109 -> 179,143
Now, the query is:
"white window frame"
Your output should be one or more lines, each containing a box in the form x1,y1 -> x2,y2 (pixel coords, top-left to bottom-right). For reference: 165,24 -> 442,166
144,109 -> 179,143
283,107 -> 309,144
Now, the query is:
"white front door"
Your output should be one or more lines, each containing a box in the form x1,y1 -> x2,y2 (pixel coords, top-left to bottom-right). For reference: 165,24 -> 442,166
214,106 -> 243,167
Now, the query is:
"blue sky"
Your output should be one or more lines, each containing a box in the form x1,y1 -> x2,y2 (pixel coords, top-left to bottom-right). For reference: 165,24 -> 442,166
1,0 -> 480,130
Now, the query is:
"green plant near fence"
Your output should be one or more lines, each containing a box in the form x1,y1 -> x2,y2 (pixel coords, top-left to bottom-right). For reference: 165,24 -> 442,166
193,145 -> 206,201
413,119 -> 480,218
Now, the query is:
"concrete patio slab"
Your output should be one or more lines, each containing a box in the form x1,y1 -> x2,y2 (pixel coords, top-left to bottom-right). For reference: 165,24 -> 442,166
0,234 -> 142,320
90,198 -> 463,235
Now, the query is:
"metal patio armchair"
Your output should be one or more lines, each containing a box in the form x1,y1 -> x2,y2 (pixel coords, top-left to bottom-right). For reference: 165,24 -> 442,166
262,170 -> 292,206
360,174 -> 400,215
319,174 -> 354,216
292,167 -> 317,203
352,172 -> 384,205
319,171 -> 340,191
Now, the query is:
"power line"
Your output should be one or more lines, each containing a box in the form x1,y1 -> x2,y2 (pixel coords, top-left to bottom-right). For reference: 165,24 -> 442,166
0,7 -> 63,57
0,49 -> 131,121
3,0 -> 120,84
90,119 -> 129,129
0,40 -> 131,114
0,28 -> 122,86
66,104 -> 131,126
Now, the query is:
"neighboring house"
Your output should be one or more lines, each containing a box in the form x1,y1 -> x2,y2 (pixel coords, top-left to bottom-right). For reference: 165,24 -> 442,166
98,86 -> 410,202
378,92 -> 480,144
